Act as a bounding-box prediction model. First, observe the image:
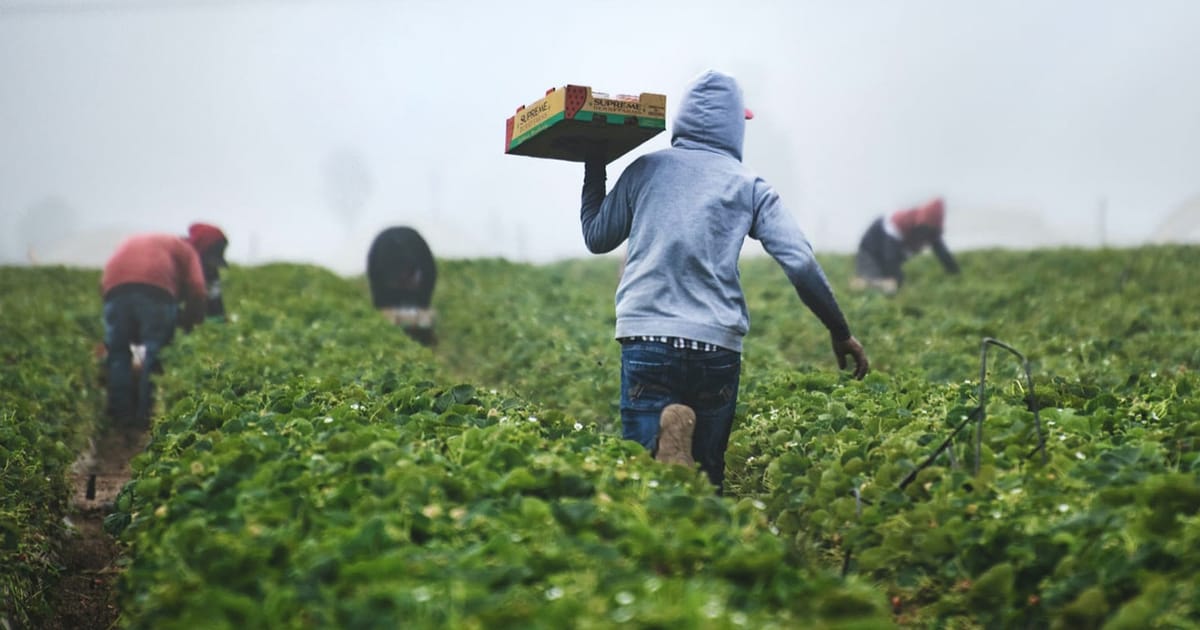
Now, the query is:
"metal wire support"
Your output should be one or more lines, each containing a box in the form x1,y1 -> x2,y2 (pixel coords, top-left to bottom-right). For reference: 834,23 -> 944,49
840,486 -> 868,578
898,407 -> 981,491
898,338 -> 1048,491
975,337 -> 1048,474
853,338 -> 1051,576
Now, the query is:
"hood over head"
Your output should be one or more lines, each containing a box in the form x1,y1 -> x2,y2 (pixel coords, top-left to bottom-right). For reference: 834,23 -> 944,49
892,197 -> 946,238
915,197 -> 945,231
671,70 -> 750,161
187,223 -> 228,267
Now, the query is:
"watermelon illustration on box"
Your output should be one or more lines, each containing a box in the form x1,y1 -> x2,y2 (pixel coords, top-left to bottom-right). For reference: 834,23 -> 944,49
505,85 -> 667,164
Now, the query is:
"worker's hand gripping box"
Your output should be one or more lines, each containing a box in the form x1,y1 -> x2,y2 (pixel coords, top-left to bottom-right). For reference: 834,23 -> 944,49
504,85 -> 666,164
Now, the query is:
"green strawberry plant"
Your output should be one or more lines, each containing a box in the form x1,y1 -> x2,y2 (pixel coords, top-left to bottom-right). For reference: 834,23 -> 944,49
0,266 -> 105,628
5,245 -> 1198,628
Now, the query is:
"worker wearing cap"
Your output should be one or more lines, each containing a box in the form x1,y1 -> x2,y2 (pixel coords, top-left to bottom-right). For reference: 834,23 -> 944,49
186,222 -> 230,321
853,197 -> 959,294
100,228 -> 214,427
578,70 -> 869,494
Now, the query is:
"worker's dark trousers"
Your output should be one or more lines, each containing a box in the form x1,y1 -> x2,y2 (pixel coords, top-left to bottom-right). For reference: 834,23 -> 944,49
103,286 -> 177,427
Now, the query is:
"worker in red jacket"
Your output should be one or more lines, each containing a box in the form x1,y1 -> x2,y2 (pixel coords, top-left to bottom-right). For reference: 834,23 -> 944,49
853,197 -> 959,294
100,232 -> 210,428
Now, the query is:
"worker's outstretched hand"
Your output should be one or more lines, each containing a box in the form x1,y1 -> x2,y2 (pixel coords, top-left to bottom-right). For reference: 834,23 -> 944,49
833,336 -> 869,380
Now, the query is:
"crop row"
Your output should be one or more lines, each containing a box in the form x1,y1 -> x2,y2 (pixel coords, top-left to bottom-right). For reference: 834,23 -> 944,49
436,246 -> 1200,627
0,267 -> 105,627
5,245 -> 1198,628
109,263 -> 889,628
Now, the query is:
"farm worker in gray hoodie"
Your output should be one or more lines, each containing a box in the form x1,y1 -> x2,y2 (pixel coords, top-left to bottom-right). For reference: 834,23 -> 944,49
579,70 -> 869,493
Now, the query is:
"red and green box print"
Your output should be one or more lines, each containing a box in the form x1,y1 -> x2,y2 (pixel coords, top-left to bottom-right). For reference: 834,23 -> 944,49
505,84 -> 666,164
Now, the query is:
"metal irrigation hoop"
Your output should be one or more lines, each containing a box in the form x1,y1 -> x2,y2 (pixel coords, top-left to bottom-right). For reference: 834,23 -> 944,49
843,338 -> 1049,577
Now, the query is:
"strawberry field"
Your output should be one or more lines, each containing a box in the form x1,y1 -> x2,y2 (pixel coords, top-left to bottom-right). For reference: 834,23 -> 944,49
3,245 -> 1199,628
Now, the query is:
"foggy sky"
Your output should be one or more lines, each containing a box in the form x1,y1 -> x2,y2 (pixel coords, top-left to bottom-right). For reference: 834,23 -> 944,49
2,0 -> 1198,273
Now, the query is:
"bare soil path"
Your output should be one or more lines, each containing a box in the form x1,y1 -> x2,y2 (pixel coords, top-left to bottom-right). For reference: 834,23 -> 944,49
32,425 -> 148,630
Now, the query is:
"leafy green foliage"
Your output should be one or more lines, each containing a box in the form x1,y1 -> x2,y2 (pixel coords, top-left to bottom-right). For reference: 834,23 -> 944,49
110,263 -> 889,628
437,245 -> 1200,627
433,258 -> 623,432
7,245 -> 1199,628
0,266 -> 104,627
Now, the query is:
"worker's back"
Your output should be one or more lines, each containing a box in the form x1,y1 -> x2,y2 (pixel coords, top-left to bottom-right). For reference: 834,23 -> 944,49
366,226 -> 436,309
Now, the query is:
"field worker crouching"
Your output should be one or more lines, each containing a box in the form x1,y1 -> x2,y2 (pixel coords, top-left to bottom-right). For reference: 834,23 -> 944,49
367,226 -> 438,347
578,69 -> 869,494
187,222 -> 230,322
100,230 -> 211,428
852,197 -> 959,294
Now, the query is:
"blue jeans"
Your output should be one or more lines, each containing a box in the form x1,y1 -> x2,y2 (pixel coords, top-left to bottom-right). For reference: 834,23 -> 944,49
103,288 -> 178,426
619,340 -> 741,492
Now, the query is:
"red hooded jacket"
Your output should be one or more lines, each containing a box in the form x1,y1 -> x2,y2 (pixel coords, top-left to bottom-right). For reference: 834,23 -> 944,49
101,233 -> 208,326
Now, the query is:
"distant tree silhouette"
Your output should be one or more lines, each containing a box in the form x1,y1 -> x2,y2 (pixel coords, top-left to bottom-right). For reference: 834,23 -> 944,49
21,196 -> 77,263
323,149 -> 373,233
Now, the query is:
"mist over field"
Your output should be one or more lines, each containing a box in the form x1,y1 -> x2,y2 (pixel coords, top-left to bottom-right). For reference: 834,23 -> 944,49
4,4 -> 1200,623
2,0 -> 1199,274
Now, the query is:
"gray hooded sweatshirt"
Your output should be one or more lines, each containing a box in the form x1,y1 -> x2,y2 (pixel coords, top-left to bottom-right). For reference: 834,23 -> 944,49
580,70 -> 850,352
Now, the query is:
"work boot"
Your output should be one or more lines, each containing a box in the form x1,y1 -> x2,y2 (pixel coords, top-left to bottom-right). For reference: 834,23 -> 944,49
656,404 -> 695,466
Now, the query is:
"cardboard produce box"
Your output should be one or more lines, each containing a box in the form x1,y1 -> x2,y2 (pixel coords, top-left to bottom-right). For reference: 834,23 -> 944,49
505,85 -> 667,164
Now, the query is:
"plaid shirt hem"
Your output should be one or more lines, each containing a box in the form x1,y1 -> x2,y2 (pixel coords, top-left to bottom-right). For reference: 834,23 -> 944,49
619,336 -> 725,352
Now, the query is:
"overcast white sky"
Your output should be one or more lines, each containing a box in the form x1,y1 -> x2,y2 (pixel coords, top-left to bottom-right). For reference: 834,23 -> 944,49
2,0 -> 1198,273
